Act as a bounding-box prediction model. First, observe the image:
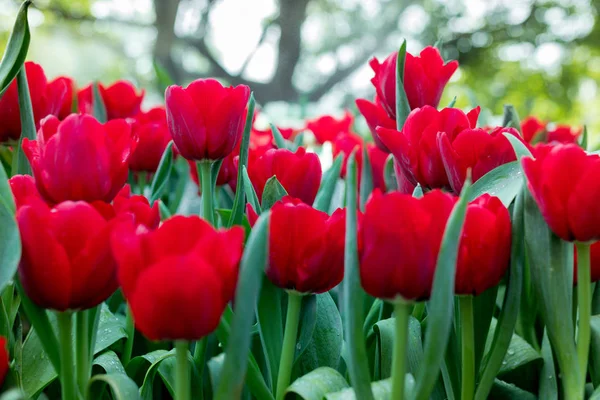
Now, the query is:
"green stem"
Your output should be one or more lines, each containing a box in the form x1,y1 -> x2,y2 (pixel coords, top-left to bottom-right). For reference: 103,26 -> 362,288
175,341 -> 191,400
276,292 -> 302,400
391,301 -> 410,400
460,296 -> 475,400
122,305 -> 135,366
192,337 -> 207,400
577,242 -> 591,389
76,311 -> 90,395
58,312 -> 77,400
411,302 -> 426,321
198,160 -> 215,225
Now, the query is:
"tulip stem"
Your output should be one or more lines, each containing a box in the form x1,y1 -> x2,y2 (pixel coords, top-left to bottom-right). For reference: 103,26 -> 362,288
57,312 -> 77,400
391,300 -> 410,400
175,340 -> 191,400
122,304 -> 135,366
76,310 -> 90,395
198,160 -> 215,225
460,295 -> 475,400
576,242 -> 591,389
276,292 -> 303,400
192,337 -> 207,400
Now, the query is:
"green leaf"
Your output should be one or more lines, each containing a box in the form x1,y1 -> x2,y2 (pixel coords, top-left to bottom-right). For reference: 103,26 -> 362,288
294,295 -> 318,363
153,60 -> 175,93
0,164 -> 19,293
359,145 -> 373,212
256,278 -> 284,390
93,350 -> 126,375
228,93 -> 256,227
92,81 -> 107,123
475,188 -> 524,400
0,1 -> 31,97
412,183 -> 423,198
363,298 -> 383,339
468,162 -> 522,207
293,293 -> 342,377
149,141 -> 174,203
590,316 -> 600,387
286,367 -> 348,400
414,178 -> 472,400
87,373 -> 141,400
0,389 -> 26,400
447,96 -> 457,108
93,304 -> 127,354
215,209 -> 252,239
325,377 -> 415,400
243,166 -> 262,215
261,176 -> 288,210
270,123 -> 296,151
579,125 -> 588,151
211,158 -> 224,189
13,67 -> 36,175
215,212 -> 271,400
395,40 -> 411,131
433,39 -> 443,55
473,286 -> 498,376
294,132 -> 305,147
502,105 -> 521,135
314,154 -> 344,213
503,133 -> 533,159
383,154 -> 398,192
489,380 -> 536,400
538,331 -> 558,400
342,153 -> 374,400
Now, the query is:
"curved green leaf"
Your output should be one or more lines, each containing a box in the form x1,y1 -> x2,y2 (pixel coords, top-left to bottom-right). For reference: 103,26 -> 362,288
412,183 -> 423,199
394,40 -> 410,131
538,331 -> 558,400
257,278 -> 284,390
314,154 -> 343,213
93,350 -> 126,375
325,376 -> 415,400
149,141 -> 174,203
383,154 -> 397,192
14,66 -> 36,175
502,105 -> 521,134
92,81 -> 107,123
468,162 -> 522,207
503,133 -> 533,159
490,380 -> 535,400
270,123 -> 296,151
359,146 -> 373,212
0,164 -> 19,293
261,176 -> 288,210
0,1 -> 31,97
87,373 -> 141,400
294,294 -> 318,363
285,367 -> 348,400
243,165 -> 262,214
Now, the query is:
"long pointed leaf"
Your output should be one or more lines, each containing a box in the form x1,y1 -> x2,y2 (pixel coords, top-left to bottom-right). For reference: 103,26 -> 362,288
149,142 -> 174,203
0,1 -> 31,97
13,67 -> 36,175
313,154 -> 343,213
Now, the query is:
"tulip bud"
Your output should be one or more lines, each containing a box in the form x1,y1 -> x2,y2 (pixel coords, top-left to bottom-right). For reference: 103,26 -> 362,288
78,80 -> 144,120
305,111 -> 353,145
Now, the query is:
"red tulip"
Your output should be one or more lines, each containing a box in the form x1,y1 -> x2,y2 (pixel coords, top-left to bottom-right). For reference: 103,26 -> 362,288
0,336 -> 8,387
546,125 -> 581,144
305,111 -> 353,144
331,133 -> 387,191
268,198 -> 346,293
111,216 -> 244,340
112,186 -> 160,230
23,114 -> 138,204
248,147 -> 321,205
377,106 -> 480,191
165,78 -> 250,161
369,144 -> 389,192
128,107 -> 171,173
521,116 -> 546,143
0,62 -> 72,142
455,194 -> 511,295
359,189 -> 455,300
438,126 -> 525,193
355,96 -> 396,152
78,80 -> 144,120
9,174 -> 45,209
523,144 -> 600,242
17,200 -> 128,311
252,125 -> 298,145
369,47 -> 458,120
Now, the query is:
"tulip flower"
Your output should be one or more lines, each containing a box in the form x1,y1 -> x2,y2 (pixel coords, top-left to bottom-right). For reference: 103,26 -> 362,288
438,126 -> 525,193
377,106 -> 480,191
23,114 -> 138,203
521,116 -> 581,145
0,62 -> 72,142
78,80 -> 144,120
305,111 -> 353,144
111,215 -> 244,341
332,133 -> 387,191
17,200 -> 128,311
253,124 -> 298,145
112,186 -> 160,230
521,116 -> 546,143
248,147 -> 321,205
369,46 -> 458,120
165,78 -> 250,161
355,96 -> 396,152
128,107 -> 172,173
0,336 -> 7,387
9,174 -> 45,209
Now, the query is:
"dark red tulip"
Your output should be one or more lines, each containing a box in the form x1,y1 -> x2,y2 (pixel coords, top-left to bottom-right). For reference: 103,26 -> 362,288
305,111 -> 353,144
268,198 -> 345,293
0,62 -> 72,142
17,200 -> 128,311
369,47 -> 458,119
248,147 -> 321,205
128,107 -> 171,173
112,186 -> 160,230
78,80 -> 144,120
355,96 -> 396,152
439,126 -> 525,193
165,78 -> 250,161
523,144 -> 600,242
377,106 -> 480,191
111,216 -> 244,340
359,189 -> 455,300
0,336 -> 8,386
331,133 -> 387,191
455,194 -> 511,295
23,114 -> 138,204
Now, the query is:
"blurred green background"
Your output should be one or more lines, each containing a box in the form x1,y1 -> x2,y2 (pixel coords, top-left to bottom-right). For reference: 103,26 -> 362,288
1,0 -> 599,143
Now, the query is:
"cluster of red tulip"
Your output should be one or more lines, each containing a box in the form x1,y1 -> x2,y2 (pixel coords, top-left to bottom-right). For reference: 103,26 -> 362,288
0,3 -> 598,400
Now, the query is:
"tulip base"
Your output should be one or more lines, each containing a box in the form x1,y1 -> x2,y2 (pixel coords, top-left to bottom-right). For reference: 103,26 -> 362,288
576,242 -> 591,389
276,292 -> 303,400
175,341 -> 191,400
391,300 -> 410,400
57,312 -> 77,400
459,295 -> 475,400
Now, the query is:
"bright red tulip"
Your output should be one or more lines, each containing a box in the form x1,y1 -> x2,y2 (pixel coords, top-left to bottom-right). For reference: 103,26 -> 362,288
355,96 -> 396,152
9,174 -> 45,209
305,111 -> 353,144
112,186 -> 160,230
331,133 -> 387,191
165,78 -> 250,161
521,116 -> 546,143
455,194 -> 511,295
369,47 -> 458,120
128,107 -> 171,172
0,62 -> 72,142
438,126 -> 525,193
546,125 -> 581,144
268,197 -> 346,293
23,114 -> 138,203
377,106 -> 480,191
248,147 -> 321,205
78,80 -> 144,120
252,125 -> 298,145
111,216 -> 244,340
523,144 -> 600,242
359,189 -> 455,300
17,200 -> 128,311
